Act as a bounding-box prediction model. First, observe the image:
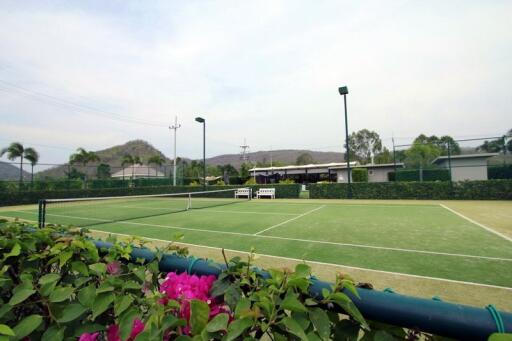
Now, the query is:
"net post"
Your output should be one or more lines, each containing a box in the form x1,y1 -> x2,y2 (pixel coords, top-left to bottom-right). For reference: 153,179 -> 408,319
38,199 -> 46,228
187,193 -> 192,210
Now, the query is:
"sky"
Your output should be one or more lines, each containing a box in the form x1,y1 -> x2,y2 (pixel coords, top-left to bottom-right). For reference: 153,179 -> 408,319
0,0 -> 511,166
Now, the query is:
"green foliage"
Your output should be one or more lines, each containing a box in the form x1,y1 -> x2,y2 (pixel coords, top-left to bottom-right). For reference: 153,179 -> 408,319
244,177 -> 256,185
309,180 -> 512,200
374,147 -> 393,164
279,178 -> 295,184
395,169 -> 450,182
488,165 -> 512,179
352,168 -> 368,182
347,129 -> 382,164
413,134 -> 461,155
296,152 -> 316,165
96,163 -> 111,179
404,143 -> 442,168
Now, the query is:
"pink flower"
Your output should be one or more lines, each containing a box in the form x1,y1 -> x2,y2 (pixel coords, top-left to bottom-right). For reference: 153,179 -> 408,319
78,332 -> 99,341
107,319 -> 145,341
159,272 -> 229,334
106,261 -> 122,275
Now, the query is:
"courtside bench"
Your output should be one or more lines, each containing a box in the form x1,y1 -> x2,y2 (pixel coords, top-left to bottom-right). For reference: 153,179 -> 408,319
256,188 -> 275,199
234,188 -> 252,199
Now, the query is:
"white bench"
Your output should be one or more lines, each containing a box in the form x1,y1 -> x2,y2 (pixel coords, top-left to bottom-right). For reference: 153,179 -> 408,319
256,188 -> 275,199
234,188 -> 252,199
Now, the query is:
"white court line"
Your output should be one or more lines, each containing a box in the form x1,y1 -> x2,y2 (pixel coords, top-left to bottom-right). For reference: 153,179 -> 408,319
439,204 -> 512,243
8,210 -> 512,261
254,205 -> 326,235
106,205 -> 299,216
89,229 -> 512,291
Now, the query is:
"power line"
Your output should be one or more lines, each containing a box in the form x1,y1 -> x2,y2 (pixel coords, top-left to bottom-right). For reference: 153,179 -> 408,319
0,79 -> 169,127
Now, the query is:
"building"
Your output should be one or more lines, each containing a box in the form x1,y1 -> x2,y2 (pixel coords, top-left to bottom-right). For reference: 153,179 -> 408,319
248,162 -> 404,184
329,163 -> 404,183
111,164 -> 165,179
431,153 -> 498,181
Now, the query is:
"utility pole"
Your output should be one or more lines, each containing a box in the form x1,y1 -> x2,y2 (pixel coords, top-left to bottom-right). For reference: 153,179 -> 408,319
169,116 -> 181,186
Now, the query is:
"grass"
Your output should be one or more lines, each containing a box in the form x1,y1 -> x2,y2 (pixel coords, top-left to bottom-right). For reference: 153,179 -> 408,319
1,197 -> 511,291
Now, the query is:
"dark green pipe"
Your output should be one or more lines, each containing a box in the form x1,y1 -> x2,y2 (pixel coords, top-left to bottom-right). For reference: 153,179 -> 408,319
95,241 -> 511,340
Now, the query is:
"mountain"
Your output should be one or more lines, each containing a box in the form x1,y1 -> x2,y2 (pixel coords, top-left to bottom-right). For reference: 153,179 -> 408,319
0,161 -> 31,181
37,140 -> 174,179
205,149 -> 344,168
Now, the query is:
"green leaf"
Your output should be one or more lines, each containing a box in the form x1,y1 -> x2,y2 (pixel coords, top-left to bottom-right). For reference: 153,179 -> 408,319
306,332 -> 323,341
72,323 -> 105,337
294,263 -> 311,278
71,261 -> 89,276
55,303 -> 88,323
373,330 -> 397,341
49,286 -> 74,303
224,285 -> 241,310
38,273 -> 60,285
92,293 -> 115,319
234,297 -> 251,318
78,285 -> 96,308
190,299 -> 210,335
281,317 -> 308,341
309,308 -> 331,340
122,281 -> 141,290
89,263 -> 107,275
0,325 -> 14,336
341,280 -> 360,299
225,318 -> 253,341
12,314 -> 42,340
281,292 -> 307,313
488,333 -> 512,341
41,325 -> 65,341
119,308 -> 140,341
8,288 -> 35,305
3,243 -> 20,260
206,313 -> 229,333
114,295 -> 134,317
330,294 -> 368,329
0,305 -> 12,319
96,284 -> 115,294
210,278 -> 231,297
58,250 -> 73,267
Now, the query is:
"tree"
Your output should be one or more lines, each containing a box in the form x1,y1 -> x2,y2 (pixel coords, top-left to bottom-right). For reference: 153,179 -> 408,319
404,143 -> 442,168
24,148 -> 39,184
347,129 -> 383,164
239,162 -> 254,179
374,147 -> 393,164
412,134 -> 460,155
69,148 -> 100,183
296,153 -> 315,165
0,142 -> 38,184
147,155 -> 165,177
96,163 -> 111,179
122,154 -> 142,179
477,130 -> 512,153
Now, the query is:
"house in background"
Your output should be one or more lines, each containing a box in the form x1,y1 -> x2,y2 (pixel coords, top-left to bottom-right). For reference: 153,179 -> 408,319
431,153 -> 498,181
249,162 -> 404,184
111,164 -> 165,179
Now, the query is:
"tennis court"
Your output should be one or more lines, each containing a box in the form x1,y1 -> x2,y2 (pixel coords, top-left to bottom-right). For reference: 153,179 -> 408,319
1,189 -> 511,289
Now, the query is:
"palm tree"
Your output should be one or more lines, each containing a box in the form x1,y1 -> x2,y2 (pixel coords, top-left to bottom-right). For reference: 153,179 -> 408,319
24,148 -> 39,186
122,154 -> 142,179
69,148 -> 100,184
0,142 -> 38,185
147,155 -> 165,177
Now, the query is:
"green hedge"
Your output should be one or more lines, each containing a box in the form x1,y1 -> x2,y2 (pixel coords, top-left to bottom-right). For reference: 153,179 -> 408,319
394,169 -> 450,182
352,168 -> 368,182
488,165 -> 512,179
0,184 -> 301,206
309,180 -> 512,200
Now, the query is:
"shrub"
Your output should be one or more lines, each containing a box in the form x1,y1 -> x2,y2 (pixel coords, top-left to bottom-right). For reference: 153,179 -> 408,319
244,177 -> 256,185
215,179 -> 226,185
190,181 -> 201,186
278,178 -> 295,184
309,180 -> 512,200
351,168 -> 368,182
488,164 -> 512,179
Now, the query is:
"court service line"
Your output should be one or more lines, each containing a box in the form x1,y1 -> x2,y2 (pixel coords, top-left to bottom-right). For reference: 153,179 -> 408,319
8,210 -> 512,262
254,205 -> 326,235
439,204 -> 512,243
105,205 -> 300,216
89,230 -> 512,291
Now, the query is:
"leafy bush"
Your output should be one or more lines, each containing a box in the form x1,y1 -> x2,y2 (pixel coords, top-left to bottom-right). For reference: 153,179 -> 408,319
215,180 -> 226,186
488,164 -> 512,179
309,180 -> 512,200
0,221 -> 422,340
278,178 -> 295,184
351,168 -> 368,182
395,169 -> 450,182
244,178 -> 256,185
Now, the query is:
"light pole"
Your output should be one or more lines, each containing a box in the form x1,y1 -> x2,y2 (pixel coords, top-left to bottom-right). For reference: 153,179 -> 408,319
339,86 -> 352,199
195,116 -> 206,191
169,116 -> 181,186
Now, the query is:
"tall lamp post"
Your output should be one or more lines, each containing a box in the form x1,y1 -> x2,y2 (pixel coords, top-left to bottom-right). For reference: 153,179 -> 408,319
338,86 -> 352,199
195,116 -> 206,191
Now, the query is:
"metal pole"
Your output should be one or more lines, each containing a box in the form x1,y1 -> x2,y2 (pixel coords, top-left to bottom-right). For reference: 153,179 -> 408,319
392,137 -> 397,180
203,121 -> 206,191
447,142 -> 453,184
343,94 -> 352,199
170,116 -> 181,186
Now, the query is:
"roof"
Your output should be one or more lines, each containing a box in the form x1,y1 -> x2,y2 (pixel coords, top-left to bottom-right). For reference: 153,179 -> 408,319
328,162 -> 404,170
111,164 -> 165,177
248,162 -> 356,172
431,153 -> 499,165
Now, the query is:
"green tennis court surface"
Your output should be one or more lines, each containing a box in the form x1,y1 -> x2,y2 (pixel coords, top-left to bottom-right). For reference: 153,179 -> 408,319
2,198 -> 511,288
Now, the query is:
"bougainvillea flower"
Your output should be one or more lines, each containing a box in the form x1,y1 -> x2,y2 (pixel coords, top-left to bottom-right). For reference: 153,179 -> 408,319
106,261 -> 122,275
106,319 -> 145,341
78,332 -> 99,341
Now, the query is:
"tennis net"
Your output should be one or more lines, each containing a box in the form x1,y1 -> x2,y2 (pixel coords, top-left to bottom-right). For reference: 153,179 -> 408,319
38,188 -> 251,228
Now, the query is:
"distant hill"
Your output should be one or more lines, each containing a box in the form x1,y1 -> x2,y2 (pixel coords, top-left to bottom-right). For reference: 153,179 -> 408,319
0,161 -> 31,181
37,140 -> 174,179
205,149 -> 344,168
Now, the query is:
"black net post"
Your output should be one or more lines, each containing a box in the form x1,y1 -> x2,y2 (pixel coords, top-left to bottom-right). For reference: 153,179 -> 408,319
38,199 -> 46,228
